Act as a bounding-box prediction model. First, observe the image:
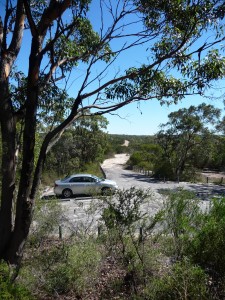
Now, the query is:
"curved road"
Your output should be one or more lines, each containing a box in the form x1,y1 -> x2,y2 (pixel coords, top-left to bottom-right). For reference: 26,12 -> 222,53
102,154 -> 225,199
42,154 -> 225,237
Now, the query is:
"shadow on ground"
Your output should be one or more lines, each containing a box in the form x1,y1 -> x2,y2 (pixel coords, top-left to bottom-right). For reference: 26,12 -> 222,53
121,171 -> 225,201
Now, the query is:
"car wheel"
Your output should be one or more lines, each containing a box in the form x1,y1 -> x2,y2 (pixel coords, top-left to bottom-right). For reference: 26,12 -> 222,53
62,188 -> 73,198
101,187 -> 111,195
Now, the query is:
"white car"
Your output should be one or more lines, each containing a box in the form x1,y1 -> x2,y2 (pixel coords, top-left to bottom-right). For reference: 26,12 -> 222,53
54,174 -> 118,198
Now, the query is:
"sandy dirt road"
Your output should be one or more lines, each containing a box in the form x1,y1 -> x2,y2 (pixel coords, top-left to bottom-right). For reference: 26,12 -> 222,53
102,154 -> 225,199
42,154 -> 225,237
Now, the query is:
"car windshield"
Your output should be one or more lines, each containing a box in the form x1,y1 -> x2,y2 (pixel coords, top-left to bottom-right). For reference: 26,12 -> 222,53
92,175 -> 102,182
61,175 -> 71,182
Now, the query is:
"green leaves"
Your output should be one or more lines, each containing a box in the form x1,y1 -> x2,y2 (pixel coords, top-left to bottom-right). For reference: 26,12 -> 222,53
52,17 -> 113,71
196,49 -> 225,81
106,66 -> 189,104
102,187 -> 149,231
156,103 -> 221,180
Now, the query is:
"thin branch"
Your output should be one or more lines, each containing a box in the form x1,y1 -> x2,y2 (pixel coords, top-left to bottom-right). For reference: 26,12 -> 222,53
8,0 -> 25,57
23,0 -> 37,37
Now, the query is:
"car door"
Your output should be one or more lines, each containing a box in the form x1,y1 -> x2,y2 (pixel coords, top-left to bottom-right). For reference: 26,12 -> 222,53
69,176 -> 84,194
81,176 -> 98,194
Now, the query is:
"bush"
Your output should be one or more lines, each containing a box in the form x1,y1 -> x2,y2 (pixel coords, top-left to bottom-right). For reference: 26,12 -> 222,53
145,258 -> 209,300
28,199 -> 63,247
190,197 -> 225,277
161,189 -> 201,260
21,238 -> 101,297
0,261 -> 33,300
100,188 -> 162,294
153,159 -> 174,180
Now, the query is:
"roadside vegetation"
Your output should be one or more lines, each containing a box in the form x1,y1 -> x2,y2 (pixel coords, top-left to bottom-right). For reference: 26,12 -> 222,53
1,1 -> 225,299
3,189 -> 225,299
41,102 -> 225,186
127,103 -> 225,182
1,105 -> 222,299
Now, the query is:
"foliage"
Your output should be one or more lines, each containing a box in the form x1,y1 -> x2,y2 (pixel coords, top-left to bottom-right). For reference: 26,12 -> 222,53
44,114 -> 109,178
161,189 -> 202,260
28,199 -> 64,247
145,258 -> 209,300
99,188 -> 163,294
128,143 -> 162,171
21,238 -> 101,297
190,197 -> 225,277
101,188 -> 149,233
206,136 -> 225,170
0,260 -> 33,300
156,103 -> 221,180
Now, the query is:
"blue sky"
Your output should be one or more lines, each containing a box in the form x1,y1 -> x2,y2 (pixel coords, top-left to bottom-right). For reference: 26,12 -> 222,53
2,0 -> 225,136
105,92 -> 225,135
86,0 -> 225,135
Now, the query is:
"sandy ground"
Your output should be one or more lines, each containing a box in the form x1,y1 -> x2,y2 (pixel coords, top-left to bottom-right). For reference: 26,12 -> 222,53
122,140 -> 130,147
101,153 -> 130,169
42,153 -> 225,202
41,153 -> 225,237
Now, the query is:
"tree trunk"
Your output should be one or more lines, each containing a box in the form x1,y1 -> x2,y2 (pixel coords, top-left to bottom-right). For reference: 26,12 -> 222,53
5,36 -> 41,264
0,0 -> 75,265
0,78 -> 16,259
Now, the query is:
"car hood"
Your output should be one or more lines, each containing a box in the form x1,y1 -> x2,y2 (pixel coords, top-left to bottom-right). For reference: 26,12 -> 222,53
101,179 -> 117,186
55,179 -> 64,184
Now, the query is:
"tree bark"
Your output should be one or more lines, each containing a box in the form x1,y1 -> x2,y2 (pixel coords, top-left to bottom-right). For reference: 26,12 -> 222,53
5,33 -> 42,263
0,0 -> 25,260
0,76 -> 16,259
3,0 -> 72,264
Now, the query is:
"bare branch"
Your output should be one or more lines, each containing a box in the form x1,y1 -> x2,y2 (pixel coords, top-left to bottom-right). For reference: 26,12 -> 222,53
23,0 -> 37,37
0,16 -> 3,51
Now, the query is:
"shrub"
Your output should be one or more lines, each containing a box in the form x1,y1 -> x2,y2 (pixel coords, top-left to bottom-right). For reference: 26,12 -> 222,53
28,199 -> 63,247
100,188 -> 162,294
0,261 -> 33,300
161,189 -> 201,260
145,258 -> 209,300
190,197 -> 225,277
21,238 -> 101,297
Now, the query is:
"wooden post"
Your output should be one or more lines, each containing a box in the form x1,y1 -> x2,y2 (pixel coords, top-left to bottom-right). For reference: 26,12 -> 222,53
59,225 -> 62,239
139,227 -> 143,243
98,226 -> 101,237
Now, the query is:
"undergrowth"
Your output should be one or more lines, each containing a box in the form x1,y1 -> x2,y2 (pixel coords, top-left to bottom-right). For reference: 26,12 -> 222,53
5,189 -> 225,299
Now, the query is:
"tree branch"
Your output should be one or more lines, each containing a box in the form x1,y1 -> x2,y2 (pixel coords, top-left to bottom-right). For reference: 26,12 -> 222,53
8,0 -> 25,58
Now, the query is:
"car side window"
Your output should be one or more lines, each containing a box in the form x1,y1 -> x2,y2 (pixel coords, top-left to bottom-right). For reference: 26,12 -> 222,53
69,177 -> 83,183
83,177 -> 95,183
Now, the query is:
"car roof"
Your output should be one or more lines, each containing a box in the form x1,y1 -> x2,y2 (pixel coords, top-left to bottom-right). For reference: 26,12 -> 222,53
68,174 -> 96,178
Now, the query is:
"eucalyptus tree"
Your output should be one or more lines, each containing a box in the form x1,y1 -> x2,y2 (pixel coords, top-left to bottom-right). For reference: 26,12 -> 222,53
156,103 -> 221,180
45,114 -> 109,175
0,0 -> 225,264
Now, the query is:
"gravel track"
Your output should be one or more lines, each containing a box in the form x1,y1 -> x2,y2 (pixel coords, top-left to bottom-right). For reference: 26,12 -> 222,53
42,154 -> 225,236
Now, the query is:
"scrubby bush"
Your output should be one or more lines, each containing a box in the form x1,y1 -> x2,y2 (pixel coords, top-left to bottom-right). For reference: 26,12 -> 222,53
161,189 -> 202,260
100,188 -> 163,295
21,238 -> 101,298
28,199 -> 63,247
190,197 -> 225,277
145,258 -> 209,300
0,261 -> 33,300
